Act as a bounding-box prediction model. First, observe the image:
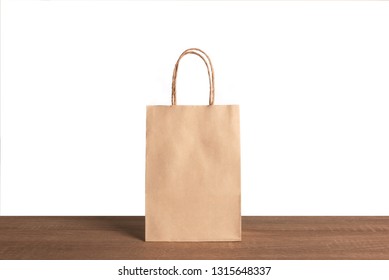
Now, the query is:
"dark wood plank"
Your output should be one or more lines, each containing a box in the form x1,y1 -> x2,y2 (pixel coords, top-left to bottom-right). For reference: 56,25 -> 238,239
0,216 -> 388,260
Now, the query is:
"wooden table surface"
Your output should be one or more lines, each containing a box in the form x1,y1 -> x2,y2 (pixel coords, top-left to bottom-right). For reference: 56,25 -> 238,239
0,216 -> 388,260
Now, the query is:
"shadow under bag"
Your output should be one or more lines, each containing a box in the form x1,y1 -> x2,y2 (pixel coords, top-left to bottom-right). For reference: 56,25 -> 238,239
145,48 -> 241,242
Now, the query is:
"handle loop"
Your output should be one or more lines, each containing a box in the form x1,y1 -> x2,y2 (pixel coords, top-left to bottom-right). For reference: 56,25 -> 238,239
171,48 -> 215,106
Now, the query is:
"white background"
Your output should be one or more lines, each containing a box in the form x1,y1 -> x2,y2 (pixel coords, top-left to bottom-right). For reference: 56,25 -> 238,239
1,260 -> 389,280
1,1 -> 389,215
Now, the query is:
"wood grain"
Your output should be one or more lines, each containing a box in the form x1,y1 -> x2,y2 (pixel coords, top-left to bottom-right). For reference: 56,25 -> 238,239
0,216 -> 388,260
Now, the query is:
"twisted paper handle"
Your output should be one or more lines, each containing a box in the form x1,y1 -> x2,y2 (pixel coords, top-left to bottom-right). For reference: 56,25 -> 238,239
171,48 -> 215,106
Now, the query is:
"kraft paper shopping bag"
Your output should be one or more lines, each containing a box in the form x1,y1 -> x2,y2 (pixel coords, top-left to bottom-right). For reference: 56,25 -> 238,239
145,48 -> 241,242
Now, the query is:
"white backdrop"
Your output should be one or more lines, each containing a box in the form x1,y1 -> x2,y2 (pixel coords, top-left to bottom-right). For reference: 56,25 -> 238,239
1,1 -> 389,215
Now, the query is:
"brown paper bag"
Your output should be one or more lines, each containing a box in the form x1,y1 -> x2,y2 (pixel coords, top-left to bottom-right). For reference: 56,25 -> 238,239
145,48 -> 241,242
